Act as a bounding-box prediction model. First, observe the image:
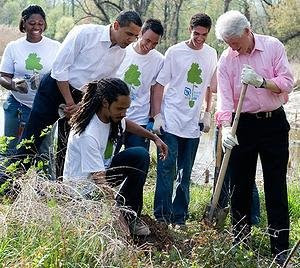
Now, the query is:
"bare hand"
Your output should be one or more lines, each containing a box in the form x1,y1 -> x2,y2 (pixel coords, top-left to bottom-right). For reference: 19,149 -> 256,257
154,136 -> 168,160
64,103 -> 80,118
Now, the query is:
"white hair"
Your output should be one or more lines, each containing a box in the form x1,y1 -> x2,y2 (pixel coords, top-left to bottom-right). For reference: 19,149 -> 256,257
215,10 -> 250,41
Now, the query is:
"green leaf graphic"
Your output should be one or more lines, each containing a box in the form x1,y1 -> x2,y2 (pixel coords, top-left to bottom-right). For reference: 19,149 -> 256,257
124,64 -> 141,87
187,63 -> 202,85
104,140 -> 113,160
186,63 -> 203,108
25,53 -> 43,72
189,100 -> 195,108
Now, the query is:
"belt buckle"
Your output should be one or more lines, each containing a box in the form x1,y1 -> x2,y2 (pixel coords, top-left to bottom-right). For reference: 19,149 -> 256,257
255,111 -> 272,119
266,111 -> 272,118
255,113 -> 263,119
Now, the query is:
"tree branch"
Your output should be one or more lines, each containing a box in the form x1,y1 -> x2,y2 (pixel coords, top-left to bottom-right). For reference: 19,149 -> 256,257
261,0 -> 273,6
279,31 -> 300,43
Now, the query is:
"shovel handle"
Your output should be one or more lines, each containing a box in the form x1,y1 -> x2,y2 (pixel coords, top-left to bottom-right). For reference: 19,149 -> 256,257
208,84 -> 248,222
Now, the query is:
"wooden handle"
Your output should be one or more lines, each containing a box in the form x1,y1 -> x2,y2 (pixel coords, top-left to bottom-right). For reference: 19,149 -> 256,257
208,84 -> 248,222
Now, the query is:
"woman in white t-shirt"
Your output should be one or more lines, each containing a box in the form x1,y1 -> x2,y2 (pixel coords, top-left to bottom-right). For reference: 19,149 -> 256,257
0,5 -> 60,155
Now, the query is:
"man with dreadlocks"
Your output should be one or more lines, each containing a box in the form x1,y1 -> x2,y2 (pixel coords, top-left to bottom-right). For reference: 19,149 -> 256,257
63,78 -> 168,236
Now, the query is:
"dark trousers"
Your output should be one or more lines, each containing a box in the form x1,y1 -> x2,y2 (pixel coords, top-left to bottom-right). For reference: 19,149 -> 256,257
106,147 -> 150,220
124,125 -> 150,151
17,73 -> 82,172
115,125 -> 150,154
229,107 -> 290,254
213,127 -> 260,224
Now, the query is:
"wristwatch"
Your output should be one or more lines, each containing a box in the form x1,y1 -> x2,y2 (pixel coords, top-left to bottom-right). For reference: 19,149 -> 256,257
260,77 -> 267,88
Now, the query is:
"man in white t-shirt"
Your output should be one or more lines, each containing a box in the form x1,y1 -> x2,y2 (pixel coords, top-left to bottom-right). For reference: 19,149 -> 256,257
116,19 -> 164,150
17,10 -> 142,174
63,78 -> 168,236
151,13 -> 217,228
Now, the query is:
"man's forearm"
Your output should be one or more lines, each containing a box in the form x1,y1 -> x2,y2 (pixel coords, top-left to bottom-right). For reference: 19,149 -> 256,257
56,80 -> 74,105
204,86 -> 213,112
150,83 -> 164,117
126,119 -> 159,141
264,79 -> 281,93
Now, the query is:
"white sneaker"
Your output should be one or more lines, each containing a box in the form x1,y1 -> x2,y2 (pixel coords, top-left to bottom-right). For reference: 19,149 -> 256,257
130,218 -> 151,236
173,224 -> 187,231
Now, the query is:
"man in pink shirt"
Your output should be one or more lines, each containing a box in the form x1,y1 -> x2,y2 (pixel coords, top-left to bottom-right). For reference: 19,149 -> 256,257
215,10 -> 293,265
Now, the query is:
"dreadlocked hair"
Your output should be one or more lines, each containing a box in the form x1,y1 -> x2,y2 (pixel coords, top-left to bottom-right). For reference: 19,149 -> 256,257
70,78 -> 130,144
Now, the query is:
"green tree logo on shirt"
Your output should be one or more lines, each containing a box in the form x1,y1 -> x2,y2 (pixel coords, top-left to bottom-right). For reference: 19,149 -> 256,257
25,53 -> 43,72
124,64 -> 141,87
187,63 -> 202,108
104,140 -> 113,160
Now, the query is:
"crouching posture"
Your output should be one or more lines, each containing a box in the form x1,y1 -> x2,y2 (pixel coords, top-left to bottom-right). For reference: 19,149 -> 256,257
63,78 -> 168,236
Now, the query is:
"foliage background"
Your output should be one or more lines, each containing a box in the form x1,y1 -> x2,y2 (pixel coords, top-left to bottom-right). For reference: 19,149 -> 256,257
0,0 -> 299,62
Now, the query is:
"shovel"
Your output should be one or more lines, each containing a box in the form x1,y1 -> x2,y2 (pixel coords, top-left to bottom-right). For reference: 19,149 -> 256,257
205,83 -> 248,224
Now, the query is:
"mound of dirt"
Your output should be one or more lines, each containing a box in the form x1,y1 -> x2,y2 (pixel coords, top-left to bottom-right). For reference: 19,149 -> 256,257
133,215 -> 174,251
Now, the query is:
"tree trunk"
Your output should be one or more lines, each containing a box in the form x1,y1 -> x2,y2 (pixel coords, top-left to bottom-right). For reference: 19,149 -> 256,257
224,0 -> 232,12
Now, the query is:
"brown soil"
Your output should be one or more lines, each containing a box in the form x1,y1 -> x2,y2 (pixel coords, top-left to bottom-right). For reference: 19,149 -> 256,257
132,214 -> 174,251
131,215 -> 196,256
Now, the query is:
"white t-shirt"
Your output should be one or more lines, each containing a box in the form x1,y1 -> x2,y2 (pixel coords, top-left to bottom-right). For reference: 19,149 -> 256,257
116,44 -> 164,125
51,24 -> 126,90
0,36 -> 60,108
157,41 -> 217,138
63,114 -> 126,181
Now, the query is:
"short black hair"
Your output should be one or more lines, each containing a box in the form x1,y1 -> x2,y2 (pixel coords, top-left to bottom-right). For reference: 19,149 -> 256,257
19,5 -> 47,33
116,10 -> 142,28
141,18 -> 164,37
189,13 -> 212,31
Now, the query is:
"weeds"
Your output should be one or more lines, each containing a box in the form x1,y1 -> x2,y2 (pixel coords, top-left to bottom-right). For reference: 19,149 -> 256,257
0,147 -> 299,267
0,171 -> 141,267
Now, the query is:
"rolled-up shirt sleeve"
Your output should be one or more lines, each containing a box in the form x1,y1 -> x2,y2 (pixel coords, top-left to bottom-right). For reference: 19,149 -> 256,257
51,26 -> 84,82
216,55 -> 235,126
270,40 -> 294,94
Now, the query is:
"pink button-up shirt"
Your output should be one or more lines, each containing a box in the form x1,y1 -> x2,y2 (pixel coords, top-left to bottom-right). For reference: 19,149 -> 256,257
216,33 -> 294,126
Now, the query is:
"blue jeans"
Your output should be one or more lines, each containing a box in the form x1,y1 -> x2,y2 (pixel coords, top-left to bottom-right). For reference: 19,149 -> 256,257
3,94 -> 31,156
154,132 -> 199,225
124,125 -> 150,151
17,73 -> 82,169
106,147 -> 150,220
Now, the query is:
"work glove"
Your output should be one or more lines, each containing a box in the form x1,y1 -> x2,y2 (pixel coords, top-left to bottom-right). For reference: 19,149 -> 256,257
152,113 -> 165,135
146,118 -> 154,131
199,111 -> 211,133
221,126 -> 239,152
11,78 -> 28,94
241,64 -> 264,88
58,103 -> 66,118
30,72 -> 40,90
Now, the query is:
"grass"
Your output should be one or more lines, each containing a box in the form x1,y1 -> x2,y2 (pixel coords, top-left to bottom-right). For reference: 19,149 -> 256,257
0,156 -> 299,267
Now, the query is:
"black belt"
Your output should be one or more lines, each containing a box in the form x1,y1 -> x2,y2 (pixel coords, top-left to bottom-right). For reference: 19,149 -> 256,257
239,106 -> 284,119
